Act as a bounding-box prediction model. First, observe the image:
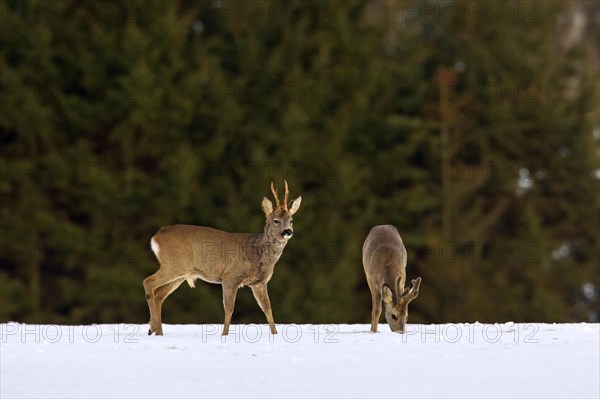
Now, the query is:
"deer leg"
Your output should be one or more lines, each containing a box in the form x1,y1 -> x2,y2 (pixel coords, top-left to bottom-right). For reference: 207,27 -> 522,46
370,289 -> 382,333
221,282 -> 239,336
144,269 -> 182,336
153,278 -> 185,336
143,272 -> 161,335
251,283 -> 277,334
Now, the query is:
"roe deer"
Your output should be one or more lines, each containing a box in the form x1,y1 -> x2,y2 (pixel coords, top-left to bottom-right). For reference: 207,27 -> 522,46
363,225 -> 421,333
144,181 -> 301,336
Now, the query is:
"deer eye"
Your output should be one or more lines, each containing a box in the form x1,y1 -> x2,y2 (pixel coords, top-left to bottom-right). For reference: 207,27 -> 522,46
391,314 -> 398,321
273,219 -> 280,224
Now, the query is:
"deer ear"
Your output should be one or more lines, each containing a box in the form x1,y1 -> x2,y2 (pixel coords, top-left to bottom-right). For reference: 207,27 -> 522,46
288,196 -> 302,215
382,284 -> 395,304
261,197 -> 273,216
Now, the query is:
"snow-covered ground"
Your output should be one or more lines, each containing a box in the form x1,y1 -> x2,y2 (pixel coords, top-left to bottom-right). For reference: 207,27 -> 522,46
1,322 -> 598,398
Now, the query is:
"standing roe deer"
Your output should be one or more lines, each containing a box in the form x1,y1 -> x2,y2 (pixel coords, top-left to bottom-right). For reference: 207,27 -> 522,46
144,181 -> 301,336
363,225 -> 421,333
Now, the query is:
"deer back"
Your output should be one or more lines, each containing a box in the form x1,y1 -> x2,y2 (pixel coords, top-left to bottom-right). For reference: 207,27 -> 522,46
362,225 -> 407,289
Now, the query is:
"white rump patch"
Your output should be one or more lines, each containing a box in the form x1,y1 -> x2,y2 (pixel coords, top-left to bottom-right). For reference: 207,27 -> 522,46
150,237 -> 160,256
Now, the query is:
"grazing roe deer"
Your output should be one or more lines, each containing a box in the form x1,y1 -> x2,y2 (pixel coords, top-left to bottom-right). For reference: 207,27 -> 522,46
363,225 -> 421,333
144,181 -> 301,336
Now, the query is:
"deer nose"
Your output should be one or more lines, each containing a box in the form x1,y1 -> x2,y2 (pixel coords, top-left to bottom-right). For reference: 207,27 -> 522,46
282,229 -> 293,237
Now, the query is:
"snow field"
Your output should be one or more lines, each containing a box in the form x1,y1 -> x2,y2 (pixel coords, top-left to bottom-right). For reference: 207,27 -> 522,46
1,322 -> 598,398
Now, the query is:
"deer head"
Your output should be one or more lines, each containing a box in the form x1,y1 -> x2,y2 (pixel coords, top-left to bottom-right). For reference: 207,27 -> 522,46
382,277 -> 421,333
261,180 -> 302,243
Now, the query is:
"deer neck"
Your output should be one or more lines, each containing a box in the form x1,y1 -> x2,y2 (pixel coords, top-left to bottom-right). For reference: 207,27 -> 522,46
254,232 -> 287,266
384,264 -> 404,291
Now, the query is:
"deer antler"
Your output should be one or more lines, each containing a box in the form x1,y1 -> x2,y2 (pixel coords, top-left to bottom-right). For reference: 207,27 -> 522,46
271,182 -> 281,209
399,277 -> 421,303
283,180 -> 289,209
